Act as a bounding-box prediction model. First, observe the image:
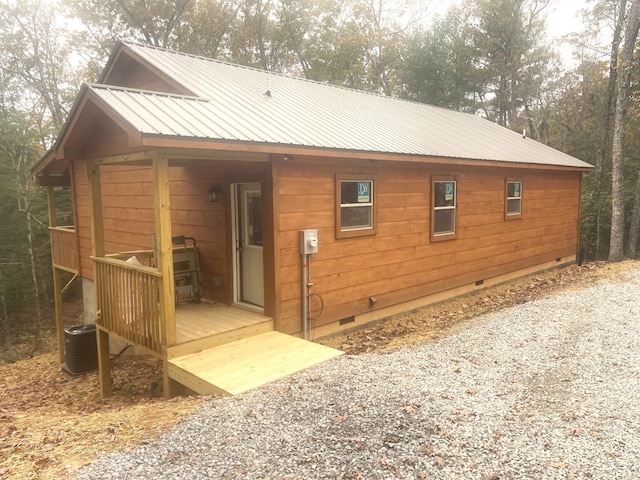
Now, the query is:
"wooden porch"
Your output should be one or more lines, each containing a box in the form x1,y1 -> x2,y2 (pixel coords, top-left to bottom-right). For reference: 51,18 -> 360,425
92,254 -> 342,396
48,152 -> 342,398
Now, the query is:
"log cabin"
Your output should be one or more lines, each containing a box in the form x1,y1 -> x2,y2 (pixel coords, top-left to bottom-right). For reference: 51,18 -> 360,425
32,42 -> 593,398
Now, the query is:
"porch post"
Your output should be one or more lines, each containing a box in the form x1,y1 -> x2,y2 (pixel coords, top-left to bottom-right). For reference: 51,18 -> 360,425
46,187 -> 66,365
87,161 -> 111,398
153,155 -> 177,397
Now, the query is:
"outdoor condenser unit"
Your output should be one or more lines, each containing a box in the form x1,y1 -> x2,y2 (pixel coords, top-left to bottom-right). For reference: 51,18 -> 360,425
63,324 -> 98,375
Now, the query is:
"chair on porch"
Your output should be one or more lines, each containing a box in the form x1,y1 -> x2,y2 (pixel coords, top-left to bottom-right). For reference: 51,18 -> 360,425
171,236 -> 201,304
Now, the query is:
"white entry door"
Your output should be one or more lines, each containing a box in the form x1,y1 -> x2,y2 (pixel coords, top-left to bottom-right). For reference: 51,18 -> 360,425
234,183 -> 264,307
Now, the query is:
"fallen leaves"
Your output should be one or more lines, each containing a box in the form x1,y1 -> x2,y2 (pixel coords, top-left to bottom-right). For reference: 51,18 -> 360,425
402,403 -> 420,414
0,353 -> 202,480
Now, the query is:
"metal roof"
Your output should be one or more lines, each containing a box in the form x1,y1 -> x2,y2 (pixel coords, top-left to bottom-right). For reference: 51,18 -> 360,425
88,43 -> 593,169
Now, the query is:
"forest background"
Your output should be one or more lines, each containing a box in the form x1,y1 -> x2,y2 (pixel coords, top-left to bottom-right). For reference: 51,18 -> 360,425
1,0 -> 639,356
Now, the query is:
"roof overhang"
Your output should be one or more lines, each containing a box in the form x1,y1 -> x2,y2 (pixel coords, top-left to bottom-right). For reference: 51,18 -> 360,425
32,41 -> 593,182
136,136 -> 595,173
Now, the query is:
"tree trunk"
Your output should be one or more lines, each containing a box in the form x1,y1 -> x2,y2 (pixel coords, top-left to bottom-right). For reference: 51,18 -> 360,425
594,0 -> 627,258
609,0 -> 640,262
0,269 -> 9,350
627,170 -> 640,257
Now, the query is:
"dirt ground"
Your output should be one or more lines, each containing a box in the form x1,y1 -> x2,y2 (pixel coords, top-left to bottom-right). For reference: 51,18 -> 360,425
1,260 -> 637,479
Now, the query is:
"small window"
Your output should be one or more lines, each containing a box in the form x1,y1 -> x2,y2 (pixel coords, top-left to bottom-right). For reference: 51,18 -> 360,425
505,179 -> 523,219
432,177 -> 457,240
336,175 -> 375,238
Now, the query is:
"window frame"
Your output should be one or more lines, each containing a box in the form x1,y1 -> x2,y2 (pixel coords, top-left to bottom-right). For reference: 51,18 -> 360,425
431,176 -> 458,241
505,178 -> 523,220
335,174 -> 377,239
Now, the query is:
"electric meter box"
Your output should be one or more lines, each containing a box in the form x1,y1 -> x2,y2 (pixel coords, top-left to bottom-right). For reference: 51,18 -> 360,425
300,229 -> 319,254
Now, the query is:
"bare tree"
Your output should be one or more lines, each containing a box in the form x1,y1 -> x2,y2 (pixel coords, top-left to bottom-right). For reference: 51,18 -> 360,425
609,0 -> 640,261
0,268 -> 8,350
593,0 -> 628,258
628,171 -> 640,256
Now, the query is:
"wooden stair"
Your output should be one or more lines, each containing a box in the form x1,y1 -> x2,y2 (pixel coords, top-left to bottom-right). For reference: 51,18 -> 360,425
167,331 -> 343,396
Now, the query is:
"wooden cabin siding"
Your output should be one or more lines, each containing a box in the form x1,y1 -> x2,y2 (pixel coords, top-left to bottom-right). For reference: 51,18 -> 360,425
72,158 -> 268,304
275,158 -> 581,335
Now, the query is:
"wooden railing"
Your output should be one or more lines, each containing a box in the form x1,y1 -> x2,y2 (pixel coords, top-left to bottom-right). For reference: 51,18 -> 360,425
50,226 -> 79,273
93,256 -> 163,355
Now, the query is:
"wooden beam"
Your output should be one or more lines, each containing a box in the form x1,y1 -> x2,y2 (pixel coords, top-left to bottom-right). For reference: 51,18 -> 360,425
96,327 -> 112,398
138,138 -> 593,173
90,149 -> 159,166
34,173 -> 71,187
158,147 -> 270,163
153,154 -> 178,397
263,162 -> 278,320
87,161 -> 110,396
46,187 -> 66,365
87,161 -> 105,258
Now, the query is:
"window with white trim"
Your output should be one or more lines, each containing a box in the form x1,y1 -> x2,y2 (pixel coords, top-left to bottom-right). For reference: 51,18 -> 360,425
336,176 -> 375,238
432,177 -> 457,239
506,179 -> 523,218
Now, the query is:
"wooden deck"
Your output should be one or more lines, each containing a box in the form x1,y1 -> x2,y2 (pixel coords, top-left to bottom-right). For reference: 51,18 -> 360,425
175,302 -> 272,343
166,302 -> 343,396
170,302 -> 274,359
168,331 -> 343,396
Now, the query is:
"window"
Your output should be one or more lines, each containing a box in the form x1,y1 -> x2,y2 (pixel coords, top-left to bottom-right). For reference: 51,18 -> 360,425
336,175 -> 375,238
505,179 -> 523,219
432,177 -> 457,240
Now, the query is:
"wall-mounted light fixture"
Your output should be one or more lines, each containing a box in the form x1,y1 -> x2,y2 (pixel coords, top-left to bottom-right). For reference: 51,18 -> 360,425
283,154 -> 293,161
208,185 -> 221,202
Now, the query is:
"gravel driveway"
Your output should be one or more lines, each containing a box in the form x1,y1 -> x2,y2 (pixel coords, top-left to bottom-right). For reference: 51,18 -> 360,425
78,266 -> 640,480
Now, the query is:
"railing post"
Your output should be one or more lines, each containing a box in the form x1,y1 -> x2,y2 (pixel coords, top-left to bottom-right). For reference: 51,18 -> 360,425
88,160 -> 111,397
153,155 -> 179,397
46,187 -> 66,365
154,155 -> 176,347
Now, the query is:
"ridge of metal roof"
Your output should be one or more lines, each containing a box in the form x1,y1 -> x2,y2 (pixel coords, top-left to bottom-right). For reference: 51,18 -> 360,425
119,41 -> 457,110
36,42 -> 594,173
87,83 -> 210,102
117,43 -> 592,170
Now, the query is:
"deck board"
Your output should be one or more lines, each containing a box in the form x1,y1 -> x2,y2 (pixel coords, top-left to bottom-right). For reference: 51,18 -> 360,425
175,302 -> 270,344
168,331 -> 343,396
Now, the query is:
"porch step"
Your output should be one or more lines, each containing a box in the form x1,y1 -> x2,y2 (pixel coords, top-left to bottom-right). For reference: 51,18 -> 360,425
167,332 -> 343,396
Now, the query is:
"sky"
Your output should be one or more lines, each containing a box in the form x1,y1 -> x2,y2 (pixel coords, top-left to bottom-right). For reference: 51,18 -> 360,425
546,0 -> 587,39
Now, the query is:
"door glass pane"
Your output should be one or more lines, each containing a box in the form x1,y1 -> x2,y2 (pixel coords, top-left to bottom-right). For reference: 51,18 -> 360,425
247,193 -> 263,246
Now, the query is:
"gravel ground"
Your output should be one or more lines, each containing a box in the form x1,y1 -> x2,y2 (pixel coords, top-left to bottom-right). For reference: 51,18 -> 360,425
78,266 -> 640,480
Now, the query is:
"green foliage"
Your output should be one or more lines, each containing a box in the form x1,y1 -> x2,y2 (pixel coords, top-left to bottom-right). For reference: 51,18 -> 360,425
0,110 -> 52,314
65,0 -> 420,93
1,348 -> 19,364
401,8 -> 481,111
